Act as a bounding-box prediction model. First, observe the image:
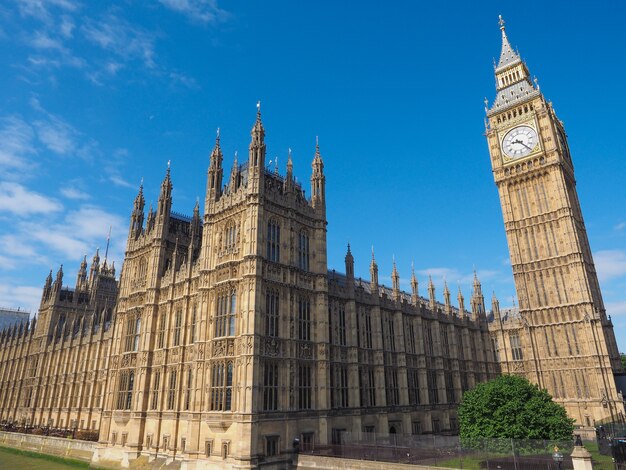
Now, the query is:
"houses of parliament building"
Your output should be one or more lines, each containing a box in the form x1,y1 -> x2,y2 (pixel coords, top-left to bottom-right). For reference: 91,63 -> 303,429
0,18 -> 624,470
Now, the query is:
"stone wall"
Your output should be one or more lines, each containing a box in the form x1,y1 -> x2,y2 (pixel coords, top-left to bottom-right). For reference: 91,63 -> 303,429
0,430 -> 96,463
295,454 -> 455,470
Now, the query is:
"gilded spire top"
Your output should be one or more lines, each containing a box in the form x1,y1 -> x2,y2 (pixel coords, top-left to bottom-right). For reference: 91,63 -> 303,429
496,15 -> 521,70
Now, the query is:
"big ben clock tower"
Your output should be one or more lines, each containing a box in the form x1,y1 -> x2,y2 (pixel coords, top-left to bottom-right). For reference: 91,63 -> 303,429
486,16 -> 625,426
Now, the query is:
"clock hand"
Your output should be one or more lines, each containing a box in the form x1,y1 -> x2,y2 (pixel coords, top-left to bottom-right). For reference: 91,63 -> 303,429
512,139 -> 532,150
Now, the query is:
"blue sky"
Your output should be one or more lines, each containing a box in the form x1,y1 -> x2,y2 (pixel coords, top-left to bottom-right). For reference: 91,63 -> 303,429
0,1 -> 625,350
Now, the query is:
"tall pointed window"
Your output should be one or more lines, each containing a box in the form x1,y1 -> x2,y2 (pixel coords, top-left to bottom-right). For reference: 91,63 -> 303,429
151,371 -> 160,410
157,313 -> 167,349
116,370 -> 134,410
167,370 -> 177,410
510,332 -> 523,361
298,364 -> 312,410
267,220 -> 280,262
298,231 -> 309,271
173,308 -> 182,346
210,362 -> 233,411
263,361 -> 278,411
298,297 -> 311,341
215,290 -> 236,337
265,290 -> 279,337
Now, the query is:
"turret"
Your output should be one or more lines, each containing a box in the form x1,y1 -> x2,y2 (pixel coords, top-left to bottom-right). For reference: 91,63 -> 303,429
410,263 -> 418,306
369,248 -> 378,294
189,199 -> 201,260
457,286 -> 465,317
491,292 -> 501,320
285,148 -> 294,192
206,128 -> 223,203
76,255 -> 87,291
471,271 -> 486,317
53,264 -> 64,295
130,182 -> 145,238
42,270 -> 53,303
443,280 -> 451,314
229,152 -> 239,192
157,163 -> 172,225
311,137 -> 325,210
428,276 -> 436,311
247,102 -> 266,194
146,204 -> 155,233
345,244 -> 355,297
391,258 -> 400,301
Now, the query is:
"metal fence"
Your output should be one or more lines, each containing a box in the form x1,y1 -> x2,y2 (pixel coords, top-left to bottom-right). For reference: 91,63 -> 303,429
300,432 -> 576,469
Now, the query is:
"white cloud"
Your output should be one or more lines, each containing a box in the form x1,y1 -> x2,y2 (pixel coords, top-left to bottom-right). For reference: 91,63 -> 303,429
60,186 -> 90,200
0,283 -> 43,316
417,267 -> 500,285
594,250 -> 626,283
159,0 -> 229,24
0,182 -> 63,215
0,116 -> 37,172
615,221 -> 626,232
16,0 -> 79,23
81,14 -> 157,68
34,115 -> 78,155
606,300 -> 626,318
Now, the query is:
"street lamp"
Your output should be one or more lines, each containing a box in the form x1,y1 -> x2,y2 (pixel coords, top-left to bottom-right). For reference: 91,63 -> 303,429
552,446 -> 564,470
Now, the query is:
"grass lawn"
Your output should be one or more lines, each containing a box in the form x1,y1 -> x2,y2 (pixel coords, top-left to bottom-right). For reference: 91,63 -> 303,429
0,445 -> 89,469
585,442 -> 615,470
435,443 -> 615,470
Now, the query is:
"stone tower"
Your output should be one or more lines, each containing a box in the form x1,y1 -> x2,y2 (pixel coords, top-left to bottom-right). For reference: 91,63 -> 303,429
485,17 -> 624,426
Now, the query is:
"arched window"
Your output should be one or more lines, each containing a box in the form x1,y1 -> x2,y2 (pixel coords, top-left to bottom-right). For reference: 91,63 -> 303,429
298,231 -> 309,271
215,289 -> 237,337
224,223 -> 237,251
267,220 -> 280,262
210,361 -> 233,411
265,289 -> 279,337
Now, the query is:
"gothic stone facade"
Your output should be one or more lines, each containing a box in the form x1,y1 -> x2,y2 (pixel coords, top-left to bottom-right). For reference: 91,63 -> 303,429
93,112 -> 498,468
485,19 -> 624,426
0,18 -> 624,470
0,254 -> 117,432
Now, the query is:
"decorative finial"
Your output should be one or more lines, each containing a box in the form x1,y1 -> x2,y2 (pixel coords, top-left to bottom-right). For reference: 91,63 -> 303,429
256,100 -> 261,113
167,159 -> 171,169
498,14 -> 505,30
288,147 -> 292,158
140,176 -> 144,187
371,245 -> 375,260
315,135 -> 319,148
216,127 -> 220,140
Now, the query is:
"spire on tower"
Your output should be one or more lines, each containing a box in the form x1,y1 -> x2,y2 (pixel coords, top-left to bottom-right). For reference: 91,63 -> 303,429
410,262 -> 419,305
391,257 -> 400,300
496,15 -> 521,70
428,275 -> 436,310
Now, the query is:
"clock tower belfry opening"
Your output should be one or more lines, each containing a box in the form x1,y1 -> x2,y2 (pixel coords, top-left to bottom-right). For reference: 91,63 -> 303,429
485,16 -> 625,427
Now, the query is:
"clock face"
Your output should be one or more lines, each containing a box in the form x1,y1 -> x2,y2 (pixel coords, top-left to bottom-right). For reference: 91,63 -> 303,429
502,125 -> 538,159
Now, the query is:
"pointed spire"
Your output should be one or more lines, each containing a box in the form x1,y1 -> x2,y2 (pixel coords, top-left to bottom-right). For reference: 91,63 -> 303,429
443,280 -> 451,314
457,285 -> 465,315
410,262 -> 419,305
157,162 -> 173,219
250,100 -> 265,145
207,128 -> 224,201
491,291 -> 500,317
496,15 -> 521,70
311,137 -> 325,209
345,243 -> 354,279
428,275 -> 436,310
391,257 -> 400,300
370,246 -> 379,293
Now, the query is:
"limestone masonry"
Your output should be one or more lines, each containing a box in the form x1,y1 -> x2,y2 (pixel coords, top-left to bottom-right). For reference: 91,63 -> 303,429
0,18 -> 623,470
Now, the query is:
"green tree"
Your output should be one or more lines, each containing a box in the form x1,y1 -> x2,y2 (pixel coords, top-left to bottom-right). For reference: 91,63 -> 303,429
458,375 -> 574,449
621,353 -> 626,371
